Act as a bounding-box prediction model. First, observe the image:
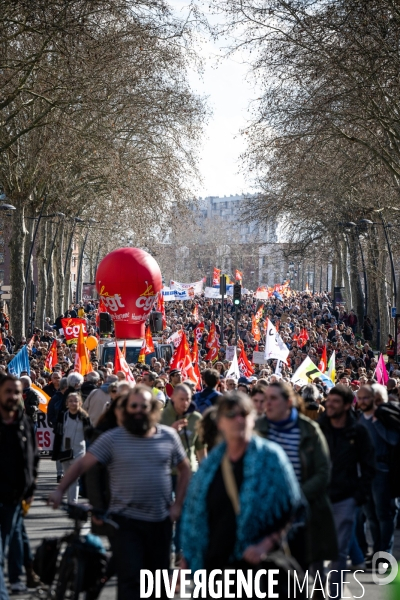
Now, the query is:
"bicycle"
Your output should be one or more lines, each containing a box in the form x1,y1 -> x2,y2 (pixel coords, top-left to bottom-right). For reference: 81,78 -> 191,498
34,502 -> 117,600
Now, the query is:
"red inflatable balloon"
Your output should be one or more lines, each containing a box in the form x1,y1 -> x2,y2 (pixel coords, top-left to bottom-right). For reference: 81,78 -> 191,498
96,247 -> 162,339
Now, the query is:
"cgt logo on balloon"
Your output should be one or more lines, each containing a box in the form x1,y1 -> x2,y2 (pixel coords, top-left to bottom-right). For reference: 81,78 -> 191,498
95,247 -> 162,339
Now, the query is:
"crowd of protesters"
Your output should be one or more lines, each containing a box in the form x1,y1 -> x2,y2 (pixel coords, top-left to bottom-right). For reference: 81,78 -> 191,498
1,290 -> 400,599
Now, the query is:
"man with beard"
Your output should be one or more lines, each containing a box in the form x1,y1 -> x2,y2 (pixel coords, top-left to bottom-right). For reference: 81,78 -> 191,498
48,385 -> 191,600
0,375 -> 39,597
357,384 -> 399,559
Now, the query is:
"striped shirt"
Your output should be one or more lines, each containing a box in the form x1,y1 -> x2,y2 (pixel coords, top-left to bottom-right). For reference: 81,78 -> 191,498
89,425 -> 186,521
267,414 -> 302,482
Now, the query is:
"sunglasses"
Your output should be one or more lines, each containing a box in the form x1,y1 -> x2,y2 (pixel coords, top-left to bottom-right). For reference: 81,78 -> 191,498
129,402 -> 151,411
222,409 -> 249,419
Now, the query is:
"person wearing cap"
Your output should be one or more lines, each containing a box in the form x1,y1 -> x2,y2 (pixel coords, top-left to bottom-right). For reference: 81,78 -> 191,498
83,375 -> 118,426
165,369 -> 182,399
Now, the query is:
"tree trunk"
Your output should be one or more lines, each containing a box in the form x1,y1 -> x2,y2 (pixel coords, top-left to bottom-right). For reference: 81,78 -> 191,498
64,225 -> 73,311
35,221 -> 47,332
331,256 -> 337,297
375,229 -> 390,353
54,220 -> 65,316
9,202 -> 27,342
46,221 -> 55,323
348,232 -> 364,329
367,238 -> 380,349
23,219 -> 34,335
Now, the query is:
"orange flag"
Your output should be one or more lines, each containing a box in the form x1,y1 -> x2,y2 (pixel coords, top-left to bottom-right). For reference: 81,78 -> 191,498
32,384 -> 51,414
192,304 -> 199,321
157,292 -> 167,329
251,315 -> 261,342
74,324 -> 90,375
213,267 -> 221,286
44,339 -> 58,373
145,326 -> 155,354
235,269 -> 243,281
138,339 -> 146,363
122,339 -> 127,358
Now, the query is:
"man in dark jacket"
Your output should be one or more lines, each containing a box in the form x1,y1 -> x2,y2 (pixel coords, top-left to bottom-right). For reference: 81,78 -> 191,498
43,372 -> 61,398
19,376 -> 39,426
319,384 -> 375,598
0,374 -> 39,599
47,377 -> 69,482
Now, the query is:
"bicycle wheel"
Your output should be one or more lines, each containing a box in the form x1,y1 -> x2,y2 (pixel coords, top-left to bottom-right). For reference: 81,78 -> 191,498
54,551 -> 84,600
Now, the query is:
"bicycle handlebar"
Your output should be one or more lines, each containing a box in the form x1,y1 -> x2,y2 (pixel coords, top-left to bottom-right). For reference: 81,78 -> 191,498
58,501 -> 119,529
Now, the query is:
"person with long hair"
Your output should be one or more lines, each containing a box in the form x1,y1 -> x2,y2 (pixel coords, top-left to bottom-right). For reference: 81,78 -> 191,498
52,392 -> 91,504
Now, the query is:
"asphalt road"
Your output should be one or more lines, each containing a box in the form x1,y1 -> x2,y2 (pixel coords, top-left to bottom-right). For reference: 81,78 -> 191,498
6,457 -> 400,599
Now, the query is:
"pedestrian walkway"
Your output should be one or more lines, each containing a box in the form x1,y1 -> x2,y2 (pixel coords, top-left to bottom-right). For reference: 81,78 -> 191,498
16,459 -> 400,599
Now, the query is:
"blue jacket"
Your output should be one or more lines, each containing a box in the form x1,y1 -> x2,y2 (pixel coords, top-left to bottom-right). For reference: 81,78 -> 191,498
180,435 -> 301,570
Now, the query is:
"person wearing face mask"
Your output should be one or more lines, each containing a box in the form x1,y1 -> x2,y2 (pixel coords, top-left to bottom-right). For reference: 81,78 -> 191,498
48,385 -> 191,600
51,393 -> 91,504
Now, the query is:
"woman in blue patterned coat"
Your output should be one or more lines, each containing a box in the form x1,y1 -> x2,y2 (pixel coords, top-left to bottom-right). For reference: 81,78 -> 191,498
180,392 -> 301,577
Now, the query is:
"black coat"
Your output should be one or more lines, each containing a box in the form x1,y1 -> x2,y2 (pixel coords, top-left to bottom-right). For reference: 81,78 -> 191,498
23,387 -> 40,423
51,409 -> 91,461
0,408 -> 39,501
318,411 -> 375,505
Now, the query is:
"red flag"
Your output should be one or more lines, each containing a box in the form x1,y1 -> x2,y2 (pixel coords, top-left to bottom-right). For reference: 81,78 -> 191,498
194,322 -> 205,341
298,328 -> 309,348
204,339 -> 219,362
235,269 -> 243,281
61,318 -> 88,345
170,332 -> 199,385
238,347 -> 254,377
206,323 -> 218,349
114,343 -> 136,383
191,337 -> 199,364
157,293 -> 167,329
318,345 -> 327,373
145,326 -> 155,354
213,267 -> 221,286
44,340 -> 58,373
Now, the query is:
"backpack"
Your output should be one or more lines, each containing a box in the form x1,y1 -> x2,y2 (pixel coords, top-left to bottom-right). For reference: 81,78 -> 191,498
193,389 -> 221,414
33,538 -> 61,584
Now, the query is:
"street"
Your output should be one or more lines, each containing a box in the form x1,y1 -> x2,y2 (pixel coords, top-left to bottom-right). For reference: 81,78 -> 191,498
5,458 -> 394,599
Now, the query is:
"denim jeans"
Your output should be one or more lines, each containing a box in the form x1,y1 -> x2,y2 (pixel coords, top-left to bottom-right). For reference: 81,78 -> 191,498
363,470 -> 398,554
8,511 -> 33,584
348,507 -> 364,566
112,515 -> 172,600
329,497 -> 357,599
0,502 -> 21,600
171,475 -> 181,554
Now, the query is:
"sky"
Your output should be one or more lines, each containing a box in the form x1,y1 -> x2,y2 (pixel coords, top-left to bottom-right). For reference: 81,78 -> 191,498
173,2 -> 259,198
